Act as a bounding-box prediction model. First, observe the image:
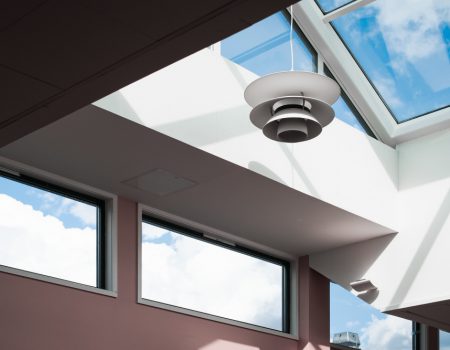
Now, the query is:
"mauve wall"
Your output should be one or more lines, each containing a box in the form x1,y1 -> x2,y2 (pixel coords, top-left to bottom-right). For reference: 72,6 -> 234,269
0,198 -> 300,350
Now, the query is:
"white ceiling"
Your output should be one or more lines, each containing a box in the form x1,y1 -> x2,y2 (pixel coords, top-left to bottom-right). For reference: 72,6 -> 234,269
0,105 -> 394,256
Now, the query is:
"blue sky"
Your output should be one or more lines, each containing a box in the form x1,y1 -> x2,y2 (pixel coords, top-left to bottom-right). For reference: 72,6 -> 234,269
332,0 -> 450,122
0,176 -> 97,230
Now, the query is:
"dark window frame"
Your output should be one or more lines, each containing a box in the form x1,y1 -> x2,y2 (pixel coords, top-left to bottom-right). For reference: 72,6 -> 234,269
142,214 -> 291,333
0,169 -> 107,289
324,65 -> 377,138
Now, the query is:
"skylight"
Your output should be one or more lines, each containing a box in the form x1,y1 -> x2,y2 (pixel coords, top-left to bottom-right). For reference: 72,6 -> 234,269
221,11 -> 317,76
315,0 -> 356,13
331,0 -> 450,123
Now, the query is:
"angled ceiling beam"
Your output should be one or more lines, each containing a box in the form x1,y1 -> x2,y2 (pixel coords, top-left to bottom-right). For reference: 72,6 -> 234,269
0,0 -> 296,147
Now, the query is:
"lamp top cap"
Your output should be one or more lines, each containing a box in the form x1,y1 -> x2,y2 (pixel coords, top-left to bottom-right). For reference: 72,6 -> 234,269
244,71 -> 340,107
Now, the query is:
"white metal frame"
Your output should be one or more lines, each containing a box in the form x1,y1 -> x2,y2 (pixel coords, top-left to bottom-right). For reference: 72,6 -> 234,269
292,0 -> 450,146
136,203 -> 299,340
0,156 -> 118,297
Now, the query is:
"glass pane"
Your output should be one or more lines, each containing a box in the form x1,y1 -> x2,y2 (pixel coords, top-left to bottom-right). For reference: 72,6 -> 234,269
0,173 -> 98,286
325,66 -> 375,136
221,11 -> 316,76
331,283 -> 412,350
315,0 -> 356,13
441,330 -> 450,350
141,220 -> 285,331
332,0 -> 450,123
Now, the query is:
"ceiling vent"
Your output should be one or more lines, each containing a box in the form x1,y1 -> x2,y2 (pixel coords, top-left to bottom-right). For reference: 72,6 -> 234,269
122,169 -> 196,196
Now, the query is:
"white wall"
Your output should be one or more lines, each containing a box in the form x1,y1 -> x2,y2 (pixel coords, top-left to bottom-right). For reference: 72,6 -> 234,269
94,48 -> 450,312
94,49 -> 398,232
310,128 -> 450,311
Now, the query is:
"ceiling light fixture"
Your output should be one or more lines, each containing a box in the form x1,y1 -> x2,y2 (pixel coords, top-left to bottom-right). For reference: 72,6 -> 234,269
244,7 -> 340,143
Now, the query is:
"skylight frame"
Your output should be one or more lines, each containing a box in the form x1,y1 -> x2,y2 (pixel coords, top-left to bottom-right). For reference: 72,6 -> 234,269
292,0 -> 450,146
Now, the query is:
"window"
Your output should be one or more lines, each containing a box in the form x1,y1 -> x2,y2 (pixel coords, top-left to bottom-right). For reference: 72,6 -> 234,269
0,169 -> 106,288
324,65 -> 376,137
140,215 -> 290,332
330,282 -> 412,350
221,11 -> 317,76
441,330 -> 450,350
331,0 -> 450,123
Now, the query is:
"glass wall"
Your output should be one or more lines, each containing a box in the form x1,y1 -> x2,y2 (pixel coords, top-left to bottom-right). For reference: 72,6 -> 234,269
324,66 -> 375,137
331,282 -> 412,349
141,216 -> 289,332
0,171 -> 104,287
441,330 -> 450,350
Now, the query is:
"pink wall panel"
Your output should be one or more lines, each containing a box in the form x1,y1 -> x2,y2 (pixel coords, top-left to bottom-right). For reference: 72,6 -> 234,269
0,198 -> 299,350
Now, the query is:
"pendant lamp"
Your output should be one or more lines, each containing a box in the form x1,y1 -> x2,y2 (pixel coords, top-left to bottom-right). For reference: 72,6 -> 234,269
243,7 -> 340,143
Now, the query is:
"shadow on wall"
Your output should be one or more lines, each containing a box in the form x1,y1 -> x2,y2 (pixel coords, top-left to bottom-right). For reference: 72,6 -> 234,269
154,105 -> 254,148
96,91 -> 145,125
310,233 -> 396,301
398,129 -> 450,190
248,161 -> 287,186
199,340 -> 260,350
364,136 -> 398,189
223,58 -> 252,90
389,188 -> 450,308
299,342 -> 332,350
279,143 -> 321,198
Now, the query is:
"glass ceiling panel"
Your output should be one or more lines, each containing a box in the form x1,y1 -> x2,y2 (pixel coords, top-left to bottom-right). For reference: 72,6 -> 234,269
221,11 -> 317,76
324,66 -> 375,137
315,0 -> 356,14
332,0 -> 450,123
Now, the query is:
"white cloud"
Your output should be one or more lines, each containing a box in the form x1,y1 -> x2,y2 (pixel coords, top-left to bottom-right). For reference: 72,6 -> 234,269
67,200 -> 97,226
372,74 -> 404,108
142,224 -> 169,240
0,194 -> 97,286
360,315 -> 412,350
141,227 -> 282,330
345,320 -> 360,329
372,0 -> 450,91
38,195 -> 97,227
374,0 -> 448,61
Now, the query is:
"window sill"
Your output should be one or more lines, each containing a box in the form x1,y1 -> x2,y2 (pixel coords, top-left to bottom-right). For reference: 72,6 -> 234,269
137,297 -> 298,340
0,265 -> 117,298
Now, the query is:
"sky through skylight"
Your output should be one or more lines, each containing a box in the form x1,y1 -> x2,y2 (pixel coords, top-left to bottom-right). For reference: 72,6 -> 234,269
331,0 -> 450,123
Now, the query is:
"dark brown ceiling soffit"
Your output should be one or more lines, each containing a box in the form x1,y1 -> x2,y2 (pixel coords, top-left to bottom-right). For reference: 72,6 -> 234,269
0,0 -> 297,147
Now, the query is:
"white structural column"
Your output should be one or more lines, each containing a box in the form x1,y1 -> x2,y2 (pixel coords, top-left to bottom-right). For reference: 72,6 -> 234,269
310,127 -> 450,312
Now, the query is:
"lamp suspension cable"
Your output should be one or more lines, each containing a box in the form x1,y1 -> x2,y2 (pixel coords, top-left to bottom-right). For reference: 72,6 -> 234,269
243,4 -> 341,143
290,5 -> 294,71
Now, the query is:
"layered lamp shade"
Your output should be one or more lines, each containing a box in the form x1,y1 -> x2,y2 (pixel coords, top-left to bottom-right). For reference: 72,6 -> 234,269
244,71 -> 341,143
